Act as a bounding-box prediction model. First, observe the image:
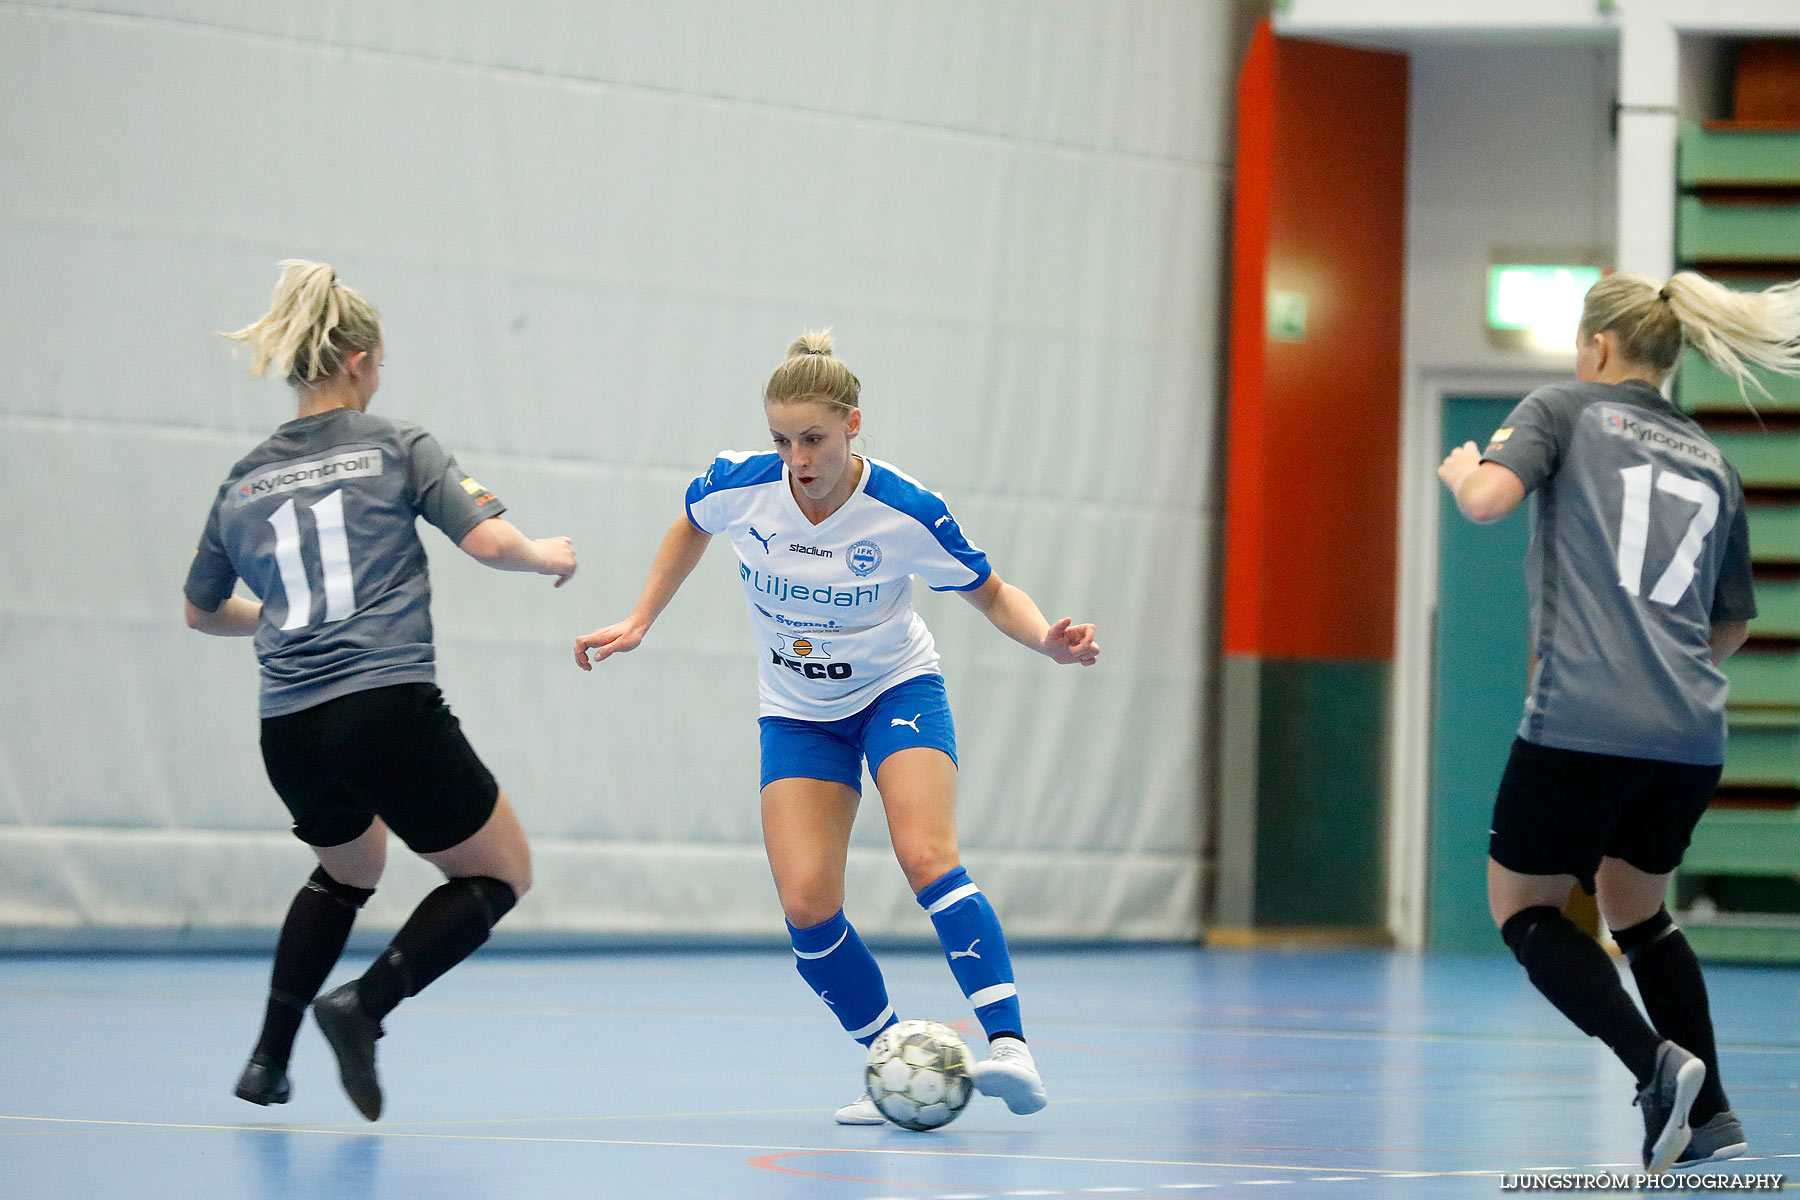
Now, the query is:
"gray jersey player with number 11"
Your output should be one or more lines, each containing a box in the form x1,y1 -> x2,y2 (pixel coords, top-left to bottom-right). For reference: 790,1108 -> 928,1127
185,261 -> 576,1122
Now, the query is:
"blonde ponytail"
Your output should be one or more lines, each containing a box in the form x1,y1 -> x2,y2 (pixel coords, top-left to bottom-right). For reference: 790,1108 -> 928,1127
1664,272 -> 1800,398
1580,271 -> 1800,398
223,259 -> 381,386
764,328 -> 861,411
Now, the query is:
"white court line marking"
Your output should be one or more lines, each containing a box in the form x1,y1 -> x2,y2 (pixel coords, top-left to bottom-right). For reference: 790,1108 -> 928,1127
0,1114 -> 1468,1176
369,1090 -> 1295,1129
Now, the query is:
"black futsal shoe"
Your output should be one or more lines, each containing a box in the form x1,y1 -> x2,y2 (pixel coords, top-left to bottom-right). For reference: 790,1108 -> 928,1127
233,1053 -> 292,1106
313,983 -> 385,1121
1636,1040 -> 1704,1173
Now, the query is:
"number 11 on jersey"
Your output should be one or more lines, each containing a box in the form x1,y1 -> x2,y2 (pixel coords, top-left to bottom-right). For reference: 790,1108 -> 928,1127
1616,464 -> 1719,607
269,489 -> 356,630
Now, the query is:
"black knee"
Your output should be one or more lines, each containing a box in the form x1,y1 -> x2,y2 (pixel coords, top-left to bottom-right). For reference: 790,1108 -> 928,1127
460,876 -> 518,929
308,866 -> 375,911
1611,906 -> 1677,962
1500,904 -> 1566,964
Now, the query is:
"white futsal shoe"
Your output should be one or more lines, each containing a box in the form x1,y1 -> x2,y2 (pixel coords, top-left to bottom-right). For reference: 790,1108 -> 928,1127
834,1089 -> 886,1125
969,1035 -> 1048,1115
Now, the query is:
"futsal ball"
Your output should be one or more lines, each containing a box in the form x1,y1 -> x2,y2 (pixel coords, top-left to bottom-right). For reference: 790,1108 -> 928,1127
864,1019 -> 973,1131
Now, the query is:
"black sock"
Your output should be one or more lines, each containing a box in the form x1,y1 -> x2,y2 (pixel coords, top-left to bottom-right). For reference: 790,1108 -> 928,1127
355,877 -> 517,1021
254,867 -> 374,1066
1614,907 -> 1728,1123
1501,905 -> 1662,1085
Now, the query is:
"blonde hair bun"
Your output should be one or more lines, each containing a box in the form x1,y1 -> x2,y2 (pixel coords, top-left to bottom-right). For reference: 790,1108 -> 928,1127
766,328 -> 860,410
787,330 -> 834,358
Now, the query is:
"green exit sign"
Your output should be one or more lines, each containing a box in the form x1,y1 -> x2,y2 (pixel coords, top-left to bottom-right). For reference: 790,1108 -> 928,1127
1487,265 -> 1603,344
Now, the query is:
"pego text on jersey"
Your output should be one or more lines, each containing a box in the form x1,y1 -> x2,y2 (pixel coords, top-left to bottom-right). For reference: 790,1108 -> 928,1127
771,648 -> 853,680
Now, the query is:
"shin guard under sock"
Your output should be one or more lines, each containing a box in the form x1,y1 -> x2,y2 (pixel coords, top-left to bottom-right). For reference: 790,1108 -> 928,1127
356,876 -> 517,1021
918,866 -> 1023,1042
788,910 -> 896,1046
255,867 -> 374,1066
1502,904 -> 1661,1085
1614,907 -> 1728,1122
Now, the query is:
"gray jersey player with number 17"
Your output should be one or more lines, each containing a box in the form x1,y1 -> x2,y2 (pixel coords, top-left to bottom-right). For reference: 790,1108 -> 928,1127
1440,269 -> 1800,1172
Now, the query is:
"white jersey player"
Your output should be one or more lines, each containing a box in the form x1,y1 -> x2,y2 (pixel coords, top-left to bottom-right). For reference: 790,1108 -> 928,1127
688,448 -> 990,722
575,331 -> 1098,1124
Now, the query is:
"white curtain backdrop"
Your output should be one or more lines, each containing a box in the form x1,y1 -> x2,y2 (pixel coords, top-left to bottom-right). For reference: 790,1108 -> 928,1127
0,1 -> 1233,944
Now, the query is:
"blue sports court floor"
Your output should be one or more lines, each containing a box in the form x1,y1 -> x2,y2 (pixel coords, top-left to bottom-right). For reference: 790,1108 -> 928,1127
2,947 -> 1795,1198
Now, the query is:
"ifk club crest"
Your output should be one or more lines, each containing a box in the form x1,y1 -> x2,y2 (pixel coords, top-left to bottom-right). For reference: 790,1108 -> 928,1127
847,539 -> 882,577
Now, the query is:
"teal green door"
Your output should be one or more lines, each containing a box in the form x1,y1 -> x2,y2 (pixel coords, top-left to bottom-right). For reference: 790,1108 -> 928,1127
1431,395 -> 1532,952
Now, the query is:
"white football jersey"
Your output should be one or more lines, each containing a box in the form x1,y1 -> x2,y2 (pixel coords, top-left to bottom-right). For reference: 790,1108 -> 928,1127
685,452 -> 991,720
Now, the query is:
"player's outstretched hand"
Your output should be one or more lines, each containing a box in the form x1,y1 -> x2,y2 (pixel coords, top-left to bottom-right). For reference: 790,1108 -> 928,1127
536,537 -> 578,587
1042,617 -> 1098,666
1437,441 -> 1482,492
574,620 -> 646,671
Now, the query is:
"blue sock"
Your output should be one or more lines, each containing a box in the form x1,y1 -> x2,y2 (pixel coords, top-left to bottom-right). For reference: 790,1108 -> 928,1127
917,866 -> 1023,1041
787,910 -> 897,1046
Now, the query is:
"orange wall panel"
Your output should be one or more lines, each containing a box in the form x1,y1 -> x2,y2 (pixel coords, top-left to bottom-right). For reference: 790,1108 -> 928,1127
1221,21 -> 1276,658
1223,22 -> 1407,662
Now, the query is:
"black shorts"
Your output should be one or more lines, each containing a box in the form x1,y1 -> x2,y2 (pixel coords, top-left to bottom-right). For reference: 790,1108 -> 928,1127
260,683 -> 498,854
1489,736 -> 1720,892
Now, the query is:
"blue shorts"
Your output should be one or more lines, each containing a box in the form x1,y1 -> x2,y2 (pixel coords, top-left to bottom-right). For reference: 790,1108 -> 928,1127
758,674 -> 958,792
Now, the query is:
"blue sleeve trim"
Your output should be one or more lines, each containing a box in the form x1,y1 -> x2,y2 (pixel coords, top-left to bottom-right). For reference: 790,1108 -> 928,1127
685,451 -> 782,530
864,462 -> 991,588
929,562 -> 992,592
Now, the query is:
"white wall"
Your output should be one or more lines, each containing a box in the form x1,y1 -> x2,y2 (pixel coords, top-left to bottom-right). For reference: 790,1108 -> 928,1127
0,1 -> 1238,945
1408,46 -> 1619,377
1392,44 -> 1620,947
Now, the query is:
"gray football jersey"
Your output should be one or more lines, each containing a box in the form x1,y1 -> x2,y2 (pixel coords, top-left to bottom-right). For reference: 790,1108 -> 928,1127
1481,379 -> 1755,765
184,409 -> 506,717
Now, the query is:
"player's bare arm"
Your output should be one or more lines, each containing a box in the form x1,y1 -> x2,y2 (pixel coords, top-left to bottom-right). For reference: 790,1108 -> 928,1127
183,595 -> 262,637
1710,619 -> 1750,664
574,515 -> 712,670
459,517 -> 577,586
961,574 -> 1098,666
1438,441 -> 1526,524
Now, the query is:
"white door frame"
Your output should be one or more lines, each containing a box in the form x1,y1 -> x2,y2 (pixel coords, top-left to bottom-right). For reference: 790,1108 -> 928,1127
1388,366 -> 1567,950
